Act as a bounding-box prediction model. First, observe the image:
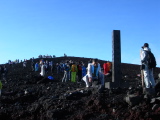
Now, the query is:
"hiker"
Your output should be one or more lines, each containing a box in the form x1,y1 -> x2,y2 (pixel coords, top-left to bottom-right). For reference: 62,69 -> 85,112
77,61 -> 82,82
49,61 -> 54,73
103,61 -> 112,75
140,43 -> 156,89
35,62 -> 39,72
62,64 -> 70,82
56,63 -> 60,74
107,61 -> 112,73
0,80 -> 2,96
103,62 -> 109,75
82,63 -> 87,77
105,68 -> 112,77
71,62 -> 78,82
40,62 -> 46,77
23,61 -> 27,68
45,60 -> 49,74
31,60 -> 34,71
68,60 -> 73,81
83,59 -> 104,88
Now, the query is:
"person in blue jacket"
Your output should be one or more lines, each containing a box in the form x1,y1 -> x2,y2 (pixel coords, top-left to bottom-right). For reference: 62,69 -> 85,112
62,64 -> 70,82
82,63 -> 87,77
35,62 -> 39,72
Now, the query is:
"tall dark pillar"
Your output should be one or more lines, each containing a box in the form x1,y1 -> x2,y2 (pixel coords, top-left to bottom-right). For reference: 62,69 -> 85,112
112,30 -> 121,85
105,30 -> 126,89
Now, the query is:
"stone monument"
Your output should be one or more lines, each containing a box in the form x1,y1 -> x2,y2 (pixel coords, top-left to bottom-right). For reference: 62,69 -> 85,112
105,30 -> 129,89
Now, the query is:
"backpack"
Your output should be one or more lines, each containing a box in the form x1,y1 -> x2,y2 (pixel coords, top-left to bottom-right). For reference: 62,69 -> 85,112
145,51 -> 156,69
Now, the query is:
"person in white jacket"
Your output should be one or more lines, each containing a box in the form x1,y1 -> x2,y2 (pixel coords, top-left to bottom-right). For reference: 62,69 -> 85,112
83,59 -> 104,88
40,62 -> 46,77
140,43 -> 156,89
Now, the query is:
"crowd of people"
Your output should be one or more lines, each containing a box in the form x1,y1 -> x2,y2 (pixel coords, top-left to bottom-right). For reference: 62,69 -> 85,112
0,43 -> 158,95
34,58 -> 112,89
11,57 -> 112,89
0,56 -> 113,95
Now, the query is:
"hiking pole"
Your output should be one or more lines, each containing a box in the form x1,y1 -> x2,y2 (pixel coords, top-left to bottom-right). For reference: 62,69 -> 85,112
140,49 -> 144,93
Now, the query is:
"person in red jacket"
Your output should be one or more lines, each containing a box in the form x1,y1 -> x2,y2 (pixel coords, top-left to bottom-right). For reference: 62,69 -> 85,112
103,62 -> 109,75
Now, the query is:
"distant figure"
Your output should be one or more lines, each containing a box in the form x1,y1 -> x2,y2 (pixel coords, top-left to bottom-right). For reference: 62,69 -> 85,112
53,55 -> 56,58
49,61 -> 54,73
103,62 -> 109,75
40,62 -> 45,77
71,62 -> 78,82
68,61 -> 73,81
62,64 -> 70,82
77,61 -> 82,82
35,62 -> 39,72
82,63 -> 87,77
56,63 -> 60,74
103,61 -> 112,75
31,60 -> 34,71
45,60 -> 49,74
64,53 -> 67,57
140,43 -> 156,89
23,61 -> 27,68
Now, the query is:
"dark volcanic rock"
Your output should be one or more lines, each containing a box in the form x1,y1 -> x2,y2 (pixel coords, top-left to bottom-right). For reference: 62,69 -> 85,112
0,57 -> 160,120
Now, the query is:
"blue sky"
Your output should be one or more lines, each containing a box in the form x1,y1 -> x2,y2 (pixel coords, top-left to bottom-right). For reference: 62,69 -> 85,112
0,0 -> 160,67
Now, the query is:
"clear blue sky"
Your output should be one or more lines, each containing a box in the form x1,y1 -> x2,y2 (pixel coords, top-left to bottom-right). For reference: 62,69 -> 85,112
0,0 -> 160,67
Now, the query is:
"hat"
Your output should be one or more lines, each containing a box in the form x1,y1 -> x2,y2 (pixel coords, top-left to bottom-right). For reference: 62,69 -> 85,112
143,43 -> 149,47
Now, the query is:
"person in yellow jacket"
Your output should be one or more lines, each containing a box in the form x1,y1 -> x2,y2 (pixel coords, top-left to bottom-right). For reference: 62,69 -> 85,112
0,80 -> 2,96
71,63 -> 78,82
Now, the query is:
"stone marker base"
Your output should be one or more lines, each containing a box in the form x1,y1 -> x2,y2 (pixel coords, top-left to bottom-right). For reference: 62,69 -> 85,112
105,81 -> 130,89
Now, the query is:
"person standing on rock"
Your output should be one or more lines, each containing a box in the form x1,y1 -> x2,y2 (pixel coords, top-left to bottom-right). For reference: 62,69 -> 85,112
140,43 -> 156,90
40,62 -> 46,77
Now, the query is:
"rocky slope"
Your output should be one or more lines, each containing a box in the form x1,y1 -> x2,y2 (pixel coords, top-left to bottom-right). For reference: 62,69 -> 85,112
0,57 -> 160,120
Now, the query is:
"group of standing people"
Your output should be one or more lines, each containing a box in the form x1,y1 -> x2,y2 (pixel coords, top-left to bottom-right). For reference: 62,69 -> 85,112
36,60 -> 54,77
82,59 -> 112,88
60,59 -> 112,90
61,60 -> 87,83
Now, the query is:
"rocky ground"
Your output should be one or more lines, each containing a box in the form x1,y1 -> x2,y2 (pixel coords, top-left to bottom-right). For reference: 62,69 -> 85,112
1,57 -> 160,120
